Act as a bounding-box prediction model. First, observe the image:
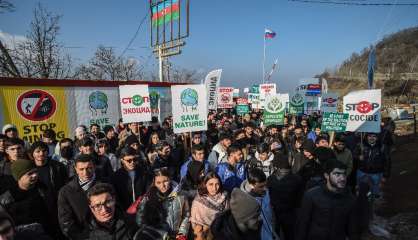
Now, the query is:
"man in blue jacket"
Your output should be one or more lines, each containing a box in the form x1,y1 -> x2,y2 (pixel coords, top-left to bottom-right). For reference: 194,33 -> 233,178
180,144 -> 210,180
216,144 -> 246,192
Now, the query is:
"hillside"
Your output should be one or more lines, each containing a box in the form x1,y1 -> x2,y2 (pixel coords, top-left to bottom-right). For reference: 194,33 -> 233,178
322,26 -> 418,103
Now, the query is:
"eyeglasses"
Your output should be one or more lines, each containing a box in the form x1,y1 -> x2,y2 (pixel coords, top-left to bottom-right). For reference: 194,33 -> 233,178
90,198 -> 115,211
123,157 -> 137,163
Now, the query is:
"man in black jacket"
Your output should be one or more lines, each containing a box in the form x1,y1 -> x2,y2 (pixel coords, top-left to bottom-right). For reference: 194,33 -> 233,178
58,154 -> 99,239
77,183 -> 136,240
110,147 -> 149,211
295,160 -> 359,240
268,154 -> 304,240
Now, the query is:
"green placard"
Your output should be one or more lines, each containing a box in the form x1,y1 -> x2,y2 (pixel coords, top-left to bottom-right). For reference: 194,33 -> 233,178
289,92 -> 305,114
321,112 -> 349,132
263,95 -> 285,126
236,104 -> 250,115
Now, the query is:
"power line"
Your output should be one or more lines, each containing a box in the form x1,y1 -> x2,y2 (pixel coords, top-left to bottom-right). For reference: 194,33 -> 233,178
288,0 -> 418,6
119,11 -> 150,58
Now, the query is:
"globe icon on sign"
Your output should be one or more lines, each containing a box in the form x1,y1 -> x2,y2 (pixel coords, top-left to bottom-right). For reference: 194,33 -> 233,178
180,88 -> 198,112
89,91 -> 108,115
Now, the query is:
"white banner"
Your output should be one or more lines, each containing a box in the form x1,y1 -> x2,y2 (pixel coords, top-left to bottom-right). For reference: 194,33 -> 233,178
343,89 -> 381,133
74,87 -> 120,129
171,85 -> 208,134
119,85 -> 152,123
204,69 -> 222,110
217,87 -> 234,109
260,83 -> 277,107
248,93 -> 261,109
321,92 -> 338,113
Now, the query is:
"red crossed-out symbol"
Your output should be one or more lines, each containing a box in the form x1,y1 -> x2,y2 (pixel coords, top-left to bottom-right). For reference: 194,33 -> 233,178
16,90 -> 57,121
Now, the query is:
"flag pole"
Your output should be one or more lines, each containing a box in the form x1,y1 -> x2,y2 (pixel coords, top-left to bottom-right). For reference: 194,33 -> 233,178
263,31 -> 266,84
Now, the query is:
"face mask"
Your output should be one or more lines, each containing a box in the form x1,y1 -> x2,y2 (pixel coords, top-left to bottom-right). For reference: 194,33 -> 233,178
60,147 -> 74,159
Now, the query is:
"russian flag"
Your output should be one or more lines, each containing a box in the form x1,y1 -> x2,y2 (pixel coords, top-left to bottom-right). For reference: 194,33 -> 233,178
265,29 -> 276,39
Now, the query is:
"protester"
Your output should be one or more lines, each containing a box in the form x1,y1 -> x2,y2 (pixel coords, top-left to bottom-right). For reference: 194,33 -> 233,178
190,171 -> 229,240
110,147 -> 149,211
79,183 -> 136,239
211,188 -> 262,240
247,143 -> 275,178
57,138 -> 77,178
216,144 -> 246,192
207,133 -> 232,170
136,168 -> 190,239
58,154 -> 99,239
295,160 -> 359,240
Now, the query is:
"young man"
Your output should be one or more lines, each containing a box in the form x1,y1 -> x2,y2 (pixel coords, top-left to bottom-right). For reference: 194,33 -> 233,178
208,133 -> 232,170
78,137 -> 113,181
41,129 -> 58,160
58,154 -> 99,239
216,145 -> 246,192
211,188 -> 262,240
90,124 -> 106,141
80,183 -> 136,239
180,144 -> 210,180
110,147 -> 149,210
240,168 -> 278,240
247,143 -> 275,178
58,138 -> 76,178
296,160 -> 359,240
1,138 -> 25,176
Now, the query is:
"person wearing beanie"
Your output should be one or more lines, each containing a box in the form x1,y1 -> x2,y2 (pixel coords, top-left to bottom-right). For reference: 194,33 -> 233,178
268,153 -> 305,240
211,188 -> 262,240
240,168 -> 279,240
2,124 -> 18,138
296,160 -> 359,240
0,159 -> 51,237
299,139 -> 325,190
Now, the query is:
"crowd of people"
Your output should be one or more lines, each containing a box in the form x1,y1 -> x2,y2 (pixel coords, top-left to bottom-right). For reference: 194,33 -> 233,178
0,111 -> 396,240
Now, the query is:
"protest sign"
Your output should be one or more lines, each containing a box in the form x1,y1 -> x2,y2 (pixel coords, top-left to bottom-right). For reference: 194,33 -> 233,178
236,98 -> 249,115
321,112 -> 349,132
321,92 -> 338,113
260,83 -> 277,104
248,93 -> 261,109
263,94 -> 285,126
217,87 -> 234,108
343,89 -> 381,133
119,85 -> 152,123
233,88 -> 240,98
204,69 -> 222,110
171,85 -> 208,134
289,92 -> 305,114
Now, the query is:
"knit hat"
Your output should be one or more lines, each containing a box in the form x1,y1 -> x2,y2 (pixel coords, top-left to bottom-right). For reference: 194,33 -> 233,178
125,135 -> 140,147
230,188 -> 260,224
11,159 -> 36,181
2,124 -> 17,134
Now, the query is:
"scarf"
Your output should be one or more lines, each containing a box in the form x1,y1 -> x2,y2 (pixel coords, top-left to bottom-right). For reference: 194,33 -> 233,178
79,174 -> 96,191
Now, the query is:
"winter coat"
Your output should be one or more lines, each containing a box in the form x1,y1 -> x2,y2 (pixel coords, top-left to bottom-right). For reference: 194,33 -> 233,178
246,152 -> 275,178
307,131 -> 318,143
208,143 -> 228,170
354,142 -> 389,177
77,210 -> 137,240
180,157 -> 210,180
58,177 -> 99,239
210,210 -> 261,240
110,166 -> 150,210
216,161 -> 246,192
240,181 -> 279,240
298,159 -> 324,190
291,150 -> 309,174
190,192 -> 229,228
94,154 -> 114,182
334,148 -> 353,176
295,185 -> 360,240
136,184 -> 190,236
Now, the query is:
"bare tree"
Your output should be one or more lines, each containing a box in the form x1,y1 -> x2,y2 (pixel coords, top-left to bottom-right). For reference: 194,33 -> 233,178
170,67 -> 201,83
75,46 -> 143,81
0,3 -> 75,79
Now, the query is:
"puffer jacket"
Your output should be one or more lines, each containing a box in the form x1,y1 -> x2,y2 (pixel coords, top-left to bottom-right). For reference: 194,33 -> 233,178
355,142 -> 388,176
180,157 -> 210,180
295,185 -> 359,240
136,184 -> 190,236
216,161 -> 246,192
246,151 -> 275,178
208,143 -> 228,170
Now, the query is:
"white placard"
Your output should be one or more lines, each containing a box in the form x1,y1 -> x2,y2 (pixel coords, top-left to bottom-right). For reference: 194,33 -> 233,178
119,85 -> 152,123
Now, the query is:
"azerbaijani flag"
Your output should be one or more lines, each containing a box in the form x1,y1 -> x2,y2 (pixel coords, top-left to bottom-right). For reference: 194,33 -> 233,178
265,29 -> 276,39
152,0 -> 180,27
